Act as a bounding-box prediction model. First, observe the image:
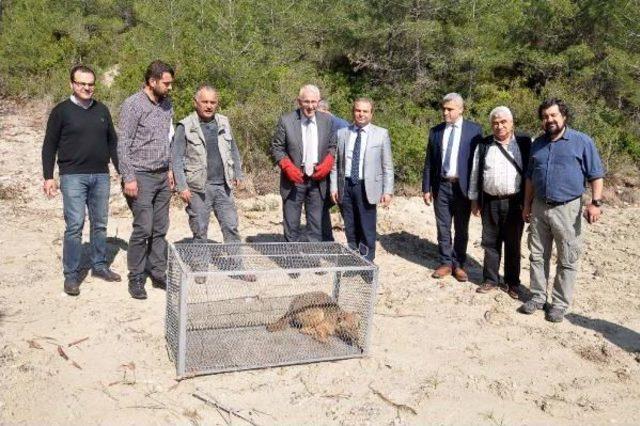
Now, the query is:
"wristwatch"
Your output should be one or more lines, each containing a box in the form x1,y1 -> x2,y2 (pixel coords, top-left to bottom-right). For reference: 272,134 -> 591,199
591,199 -> 603,207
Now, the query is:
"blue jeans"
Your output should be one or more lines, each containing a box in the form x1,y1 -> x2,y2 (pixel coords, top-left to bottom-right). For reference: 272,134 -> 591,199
60,173 -> 110,280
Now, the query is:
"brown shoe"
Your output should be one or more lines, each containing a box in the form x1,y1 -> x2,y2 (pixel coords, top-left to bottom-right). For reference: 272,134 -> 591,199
506,285 -> 520,300
476,282 -> 497,293
431,265 -> 452,279
453,267 -> 468,282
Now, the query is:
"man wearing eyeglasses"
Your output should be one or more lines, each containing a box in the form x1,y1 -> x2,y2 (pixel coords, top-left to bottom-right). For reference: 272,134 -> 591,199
42,64 -> 120,296
270,85 -> 337,243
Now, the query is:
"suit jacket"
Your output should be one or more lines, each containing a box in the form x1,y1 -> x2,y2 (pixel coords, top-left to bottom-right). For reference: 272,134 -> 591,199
421,119 -> 483,197
270,109 -> 337,199
330,124 -> 394,205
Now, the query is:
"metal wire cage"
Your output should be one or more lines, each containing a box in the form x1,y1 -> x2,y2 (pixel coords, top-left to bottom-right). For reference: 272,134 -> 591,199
165,241 -> 378,378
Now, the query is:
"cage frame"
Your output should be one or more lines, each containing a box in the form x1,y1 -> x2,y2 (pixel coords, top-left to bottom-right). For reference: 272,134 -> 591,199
165,241 -> 379,378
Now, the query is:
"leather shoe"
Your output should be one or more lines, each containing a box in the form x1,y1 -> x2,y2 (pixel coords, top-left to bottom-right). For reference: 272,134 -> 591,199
241,274 -> 257,282
431,265 -> 452,279
128,279 -> 147,299
92,268 -> 122,282
64,278 -> 80,296
506,285 -> 520,300
476,282 -> 497,293
150,276 -> 167,290
453,267 -> 468,282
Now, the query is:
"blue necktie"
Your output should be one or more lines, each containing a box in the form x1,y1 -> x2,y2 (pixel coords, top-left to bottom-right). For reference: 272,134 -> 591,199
350,128 -> 363,184
442,124 -> 455,177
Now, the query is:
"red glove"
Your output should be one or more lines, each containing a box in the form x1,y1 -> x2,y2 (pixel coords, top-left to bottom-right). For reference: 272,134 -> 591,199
279,157 -> 304,184
312,153 -> 334,181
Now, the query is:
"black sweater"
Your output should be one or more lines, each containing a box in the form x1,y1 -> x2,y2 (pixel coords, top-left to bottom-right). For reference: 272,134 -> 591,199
42,98 -> 118,179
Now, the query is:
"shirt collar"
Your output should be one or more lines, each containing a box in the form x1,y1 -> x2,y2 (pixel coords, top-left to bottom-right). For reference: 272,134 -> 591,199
448,117 -> 463,128
69,95 -> 93,109
301,112 -> 316,124
493,134 -> 516,145
351,123 -> 371,133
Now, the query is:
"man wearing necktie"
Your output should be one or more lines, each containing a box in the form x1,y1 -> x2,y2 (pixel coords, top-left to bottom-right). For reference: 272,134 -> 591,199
270,85 -> 337,242
422,93 -> 483,282
330,98 -> 394,261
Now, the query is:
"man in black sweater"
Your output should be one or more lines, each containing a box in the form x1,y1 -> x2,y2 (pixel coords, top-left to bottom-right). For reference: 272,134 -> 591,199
42,65 -> 121,296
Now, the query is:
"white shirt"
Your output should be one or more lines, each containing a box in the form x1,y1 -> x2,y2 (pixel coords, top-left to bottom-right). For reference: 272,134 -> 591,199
442,116 -> 463,178
69,95 -> 93,109
345,124 -> 370,180
468,136 -> 524,200
301,115 -> 318,175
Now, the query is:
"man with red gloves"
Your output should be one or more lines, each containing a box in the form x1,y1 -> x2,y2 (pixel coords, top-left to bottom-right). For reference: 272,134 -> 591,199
271,84 -> 337,242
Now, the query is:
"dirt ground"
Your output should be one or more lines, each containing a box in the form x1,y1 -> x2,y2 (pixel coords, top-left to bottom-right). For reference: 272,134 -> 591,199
1,99 -> 639,425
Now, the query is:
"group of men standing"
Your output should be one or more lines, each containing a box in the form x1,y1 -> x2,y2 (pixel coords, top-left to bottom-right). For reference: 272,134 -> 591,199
422,93 -> 604,323
42,61 -> 604,323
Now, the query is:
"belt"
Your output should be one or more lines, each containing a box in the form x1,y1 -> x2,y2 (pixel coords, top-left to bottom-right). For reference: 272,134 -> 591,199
542,196 -> 581,206
484,192 -> 519,201
441,176 -> 459,183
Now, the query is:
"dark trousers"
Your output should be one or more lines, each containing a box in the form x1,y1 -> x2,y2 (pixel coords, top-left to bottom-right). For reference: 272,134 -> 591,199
480,194 -> 524,286
340,180 -> 377,261
321,196 -> 335,242
282,178 -> 323,242
434,180 -> 471,268
125,171 -> 171,282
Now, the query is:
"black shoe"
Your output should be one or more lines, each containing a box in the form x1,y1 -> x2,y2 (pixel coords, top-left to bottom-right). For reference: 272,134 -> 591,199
92,268 -> 122,282
150,276 -> 167,290
545,306 -> 566,323
518,300 -> 545,315
64,278 -> 80,296
128,279 -> 147,299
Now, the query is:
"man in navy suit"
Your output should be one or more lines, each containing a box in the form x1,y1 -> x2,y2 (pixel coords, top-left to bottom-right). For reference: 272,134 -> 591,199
422,93 -> 482,281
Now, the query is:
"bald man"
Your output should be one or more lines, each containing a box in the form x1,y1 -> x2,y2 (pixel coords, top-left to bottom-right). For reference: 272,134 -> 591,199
172,85 -> 246,245
270,85 -> 337,242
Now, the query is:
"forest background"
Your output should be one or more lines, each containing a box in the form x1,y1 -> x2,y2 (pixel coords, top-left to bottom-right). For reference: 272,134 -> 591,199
1,0 -> 639,188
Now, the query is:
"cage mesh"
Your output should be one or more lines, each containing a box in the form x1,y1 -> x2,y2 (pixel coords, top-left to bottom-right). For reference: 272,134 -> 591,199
165,242 -> 378,377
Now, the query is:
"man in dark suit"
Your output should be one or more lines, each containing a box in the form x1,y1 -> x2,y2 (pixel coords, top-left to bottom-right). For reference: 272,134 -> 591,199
270,85 -> 337,242
422,93 -> 482,281
317,98 -> 349,242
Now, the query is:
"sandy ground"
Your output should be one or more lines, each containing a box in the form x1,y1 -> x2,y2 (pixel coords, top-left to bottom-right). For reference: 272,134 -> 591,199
1,99 -> 640,425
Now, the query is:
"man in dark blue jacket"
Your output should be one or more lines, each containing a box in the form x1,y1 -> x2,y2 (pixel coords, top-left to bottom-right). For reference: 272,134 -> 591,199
422,93 -> 482,282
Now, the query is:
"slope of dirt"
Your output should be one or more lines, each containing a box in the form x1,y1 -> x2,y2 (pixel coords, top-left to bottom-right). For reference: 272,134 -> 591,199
1,100 -> 639,425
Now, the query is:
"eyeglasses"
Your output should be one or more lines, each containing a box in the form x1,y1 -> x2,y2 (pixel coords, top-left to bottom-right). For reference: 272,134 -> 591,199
73,81 -> 95,88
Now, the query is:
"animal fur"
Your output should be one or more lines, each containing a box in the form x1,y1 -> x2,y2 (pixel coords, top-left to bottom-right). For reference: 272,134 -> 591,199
266,291 -> 361,344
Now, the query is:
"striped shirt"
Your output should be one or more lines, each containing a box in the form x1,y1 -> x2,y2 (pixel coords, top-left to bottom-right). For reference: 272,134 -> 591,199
468,136 -> 523,200
117,90 -> 173,182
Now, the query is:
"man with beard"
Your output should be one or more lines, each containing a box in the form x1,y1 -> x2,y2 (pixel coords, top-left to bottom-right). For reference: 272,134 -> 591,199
42,64 -> 120,296
469,106 -> 530,299
117,60 -> 175,299
270,85 -> 337,243
520,98 -> 604,322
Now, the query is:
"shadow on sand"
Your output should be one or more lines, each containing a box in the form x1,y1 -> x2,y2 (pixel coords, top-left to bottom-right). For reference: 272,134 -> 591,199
378,231 -> 484,284
566,313 -> 640,354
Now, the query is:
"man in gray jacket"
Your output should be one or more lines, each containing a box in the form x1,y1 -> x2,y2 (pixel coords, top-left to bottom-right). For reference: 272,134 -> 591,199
270,85 -> 337,243
172,85 -> 248,254
330,98 -> 394,261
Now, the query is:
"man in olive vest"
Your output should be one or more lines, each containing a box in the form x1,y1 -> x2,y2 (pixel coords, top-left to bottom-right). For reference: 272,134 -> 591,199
172,85 -> 254,280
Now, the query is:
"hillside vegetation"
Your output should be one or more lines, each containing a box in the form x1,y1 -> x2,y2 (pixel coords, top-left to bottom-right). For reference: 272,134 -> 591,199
1,0 -> 639,183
